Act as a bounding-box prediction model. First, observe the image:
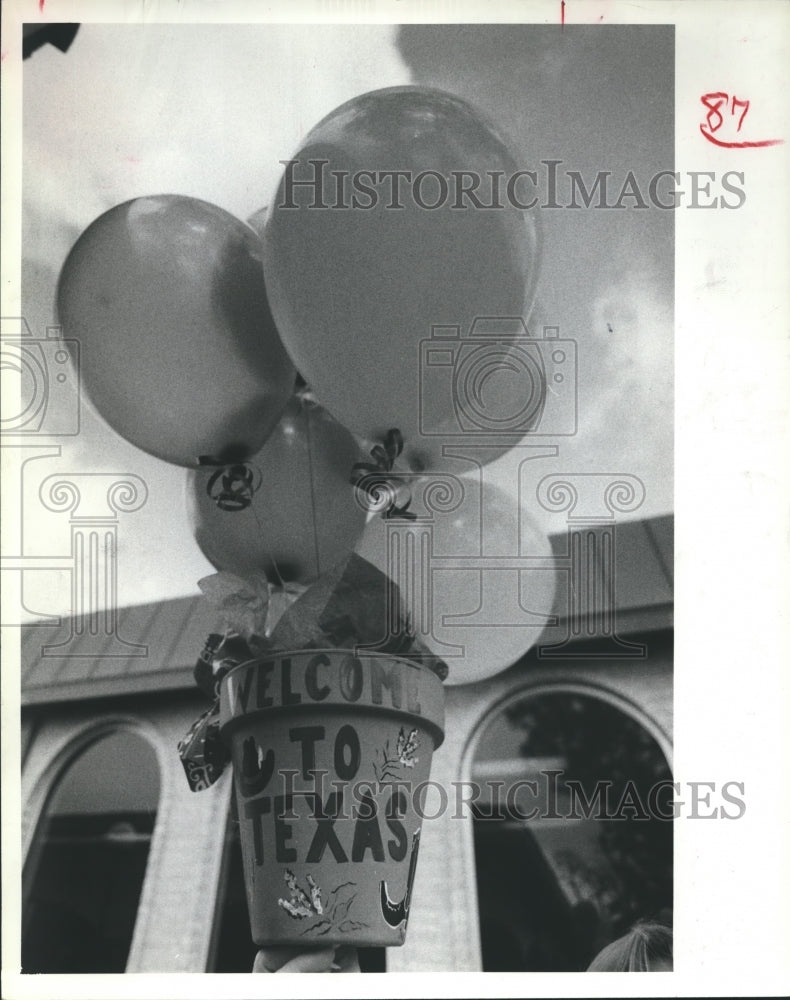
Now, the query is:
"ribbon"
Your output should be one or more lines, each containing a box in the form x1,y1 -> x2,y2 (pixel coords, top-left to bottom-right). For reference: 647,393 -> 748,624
177,634 -> 252,792
177,706 -> 229,792
350,428 -> 416,520
180,571 -> 299,791
202,462 -> 263,512
192,632 -> 224,697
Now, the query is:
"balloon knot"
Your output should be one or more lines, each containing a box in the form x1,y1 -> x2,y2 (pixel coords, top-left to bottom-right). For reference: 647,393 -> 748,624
205,463 -> 262,512
350,429 -> 416,521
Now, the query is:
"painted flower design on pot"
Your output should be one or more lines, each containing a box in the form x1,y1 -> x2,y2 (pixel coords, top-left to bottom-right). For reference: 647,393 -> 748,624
373,727 -> 419,782
278,870 -> 369,936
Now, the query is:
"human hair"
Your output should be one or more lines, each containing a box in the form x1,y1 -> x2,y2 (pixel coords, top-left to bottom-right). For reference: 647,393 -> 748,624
587,921 -> 673,972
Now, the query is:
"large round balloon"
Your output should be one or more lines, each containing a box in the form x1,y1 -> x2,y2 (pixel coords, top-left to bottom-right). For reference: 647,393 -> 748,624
188,395 -> 367,586
357,480 -> 556,685
57,196 -> 295,467
262,86 -> 542,475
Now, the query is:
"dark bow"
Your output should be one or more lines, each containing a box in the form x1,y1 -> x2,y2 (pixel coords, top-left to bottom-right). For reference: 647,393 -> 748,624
350,429 -> 416,520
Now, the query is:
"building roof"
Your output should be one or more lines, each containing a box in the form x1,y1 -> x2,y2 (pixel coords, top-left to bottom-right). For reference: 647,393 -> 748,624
20,514 -> 672,707
20,593 -> 212,705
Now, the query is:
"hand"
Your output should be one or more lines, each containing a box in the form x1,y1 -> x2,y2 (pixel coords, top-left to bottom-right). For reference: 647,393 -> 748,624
253,945 -> 360,973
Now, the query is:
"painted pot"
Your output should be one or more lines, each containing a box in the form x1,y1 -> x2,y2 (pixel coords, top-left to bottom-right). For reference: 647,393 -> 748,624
219,649 -> 445,947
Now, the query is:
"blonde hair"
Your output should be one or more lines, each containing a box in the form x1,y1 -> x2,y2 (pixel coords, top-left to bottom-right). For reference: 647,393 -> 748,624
587,921 -> 672,972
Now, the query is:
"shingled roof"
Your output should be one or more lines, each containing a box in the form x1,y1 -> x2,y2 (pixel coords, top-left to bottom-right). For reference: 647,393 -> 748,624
20,594 -> 214,705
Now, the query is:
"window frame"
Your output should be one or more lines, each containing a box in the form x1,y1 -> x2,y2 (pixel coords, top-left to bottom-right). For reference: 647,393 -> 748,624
21,714 -> 168,973
459,672 -> 673,970
387,655 -> 673,971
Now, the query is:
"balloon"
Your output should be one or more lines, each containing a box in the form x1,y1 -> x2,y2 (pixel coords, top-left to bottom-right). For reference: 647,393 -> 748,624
188,395 -> 367,586
57,196 -> 295,467
262,86 -> 542,475
356,480 -> 556,685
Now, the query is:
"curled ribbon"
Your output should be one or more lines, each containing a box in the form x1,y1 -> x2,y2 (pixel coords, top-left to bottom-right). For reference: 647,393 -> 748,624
350,428 -> 416,520
177,634 -> 244,792
203,463 -> 262,512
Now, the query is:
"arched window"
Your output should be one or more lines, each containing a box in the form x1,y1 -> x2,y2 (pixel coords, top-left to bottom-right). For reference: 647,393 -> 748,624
471,689 -> 672,971
22,729 -> 160,973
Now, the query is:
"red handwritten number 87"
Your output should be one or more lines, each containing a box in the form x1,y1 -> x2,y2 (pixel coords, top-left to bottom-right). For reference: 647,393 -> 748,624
699,93 -> 781,148
701,92 -> 749,133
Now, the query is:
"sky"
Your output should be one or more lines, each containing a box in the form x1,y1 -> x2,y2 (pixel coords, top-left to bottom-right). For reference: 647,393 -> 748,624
16,22 -> 673,619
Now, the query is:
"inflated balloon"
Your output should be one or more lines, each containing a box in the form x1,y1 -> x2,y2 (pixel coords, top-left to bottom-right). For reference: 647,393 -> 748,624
57,196 -> 295,467
356,480 -> 556,685
262,86 -> 543,475
188,395 -> 367,586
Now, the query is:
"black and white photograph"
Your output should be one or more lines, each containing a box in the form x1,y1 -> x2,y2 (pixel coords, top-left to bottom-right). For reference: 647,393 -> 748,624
2,1 -> 788,996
